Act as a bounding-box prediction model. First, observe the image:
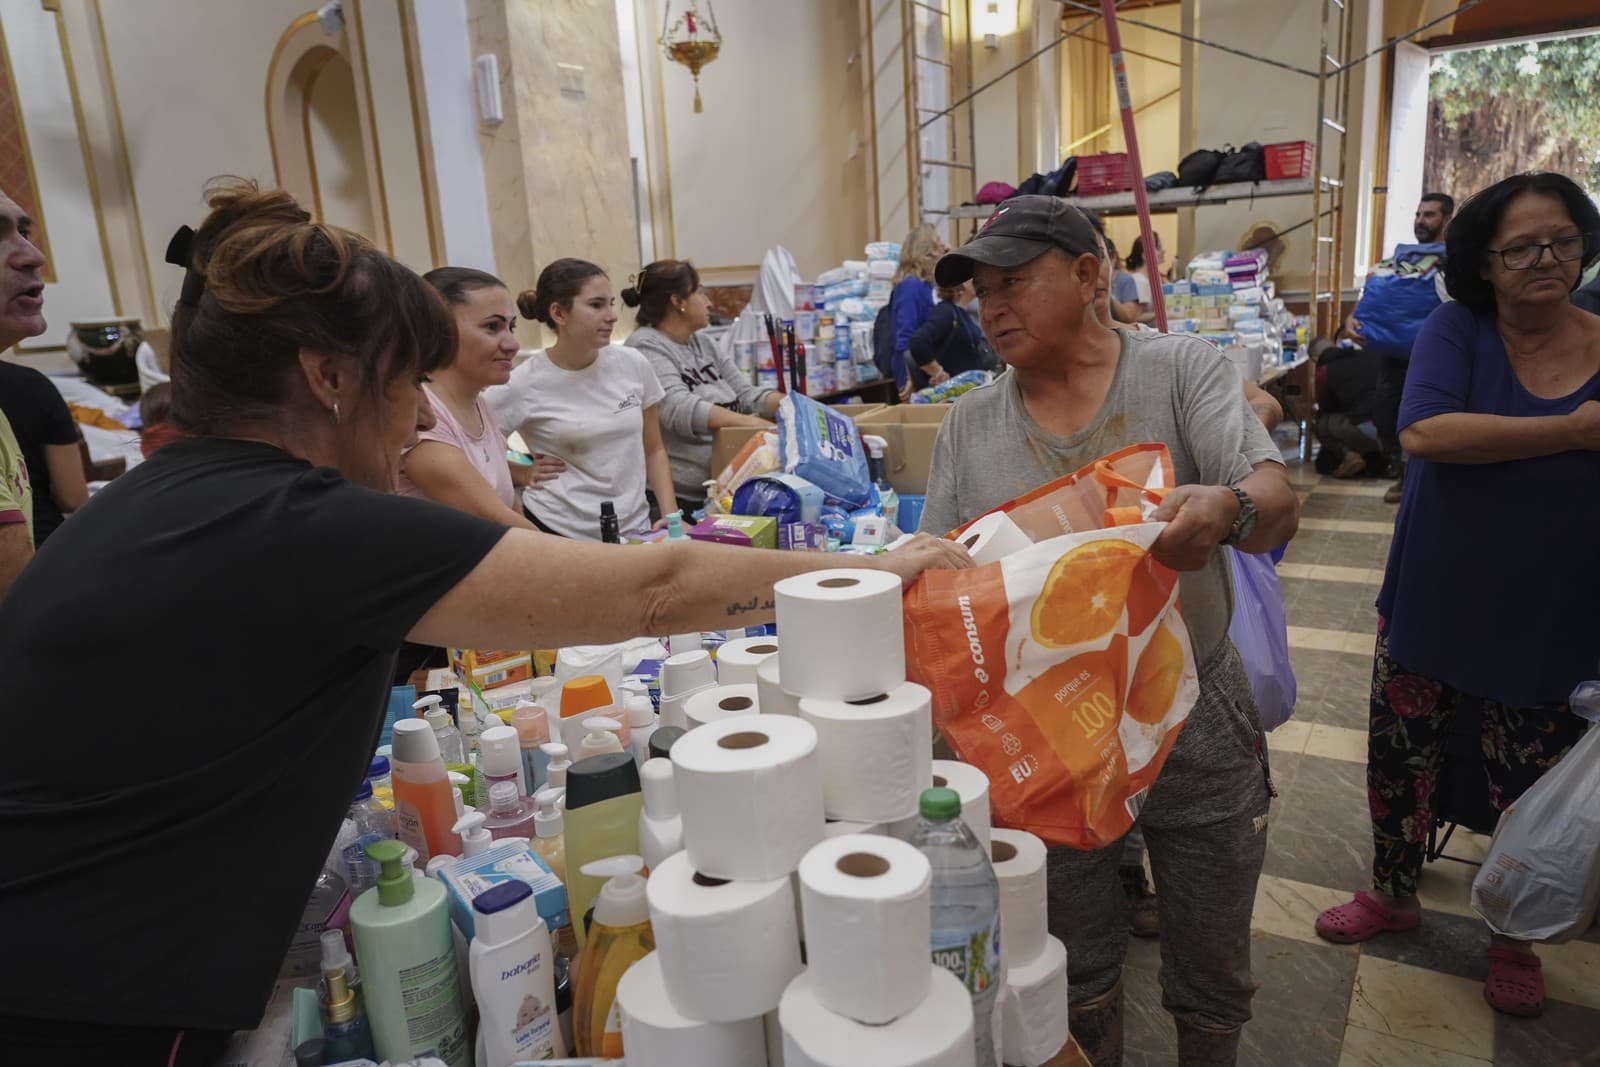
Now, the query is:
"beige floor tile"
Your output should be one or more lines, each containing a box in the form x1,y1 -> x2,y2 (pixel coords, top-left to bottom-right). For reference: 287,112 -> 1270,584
1337,1025 -> 1491,1066
1540,937 -> 1600,1011
1346,956 -> 1495,1058
1299,517 -> 1398,535
1305,723 -> 1369,765
1311,483 -> 1393,498
1267,718 -> 1313,756
1253,873 -> 1357,947
1298,563 -> 1387,585
1289,626 -> 1375,655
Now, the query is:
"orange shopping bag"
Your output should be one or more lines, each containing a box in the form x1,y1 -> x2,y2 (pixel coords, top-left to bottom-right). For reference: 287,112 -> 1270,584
903,443 -> 1198,850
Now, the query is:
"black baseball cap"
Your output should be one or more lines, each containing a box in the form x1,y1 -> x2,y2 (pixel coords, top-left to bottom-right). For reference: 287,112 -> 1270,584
935,195 -> 1103,287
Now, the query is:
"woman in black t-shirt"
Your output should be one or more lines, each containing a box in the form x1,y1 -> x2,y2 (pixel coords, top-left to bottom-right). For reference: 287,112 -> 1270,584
0,180 -> 970,1064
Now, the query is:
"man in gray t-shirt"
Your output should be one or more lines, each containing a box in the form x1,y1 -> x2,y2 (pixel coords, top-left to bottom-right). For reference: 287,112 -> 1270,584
924,196 -> 1300,1065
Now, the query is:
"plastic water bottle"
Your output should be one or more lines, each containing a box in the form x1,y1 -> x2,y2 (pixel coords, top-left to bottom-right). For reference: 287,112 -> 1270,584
910,786 -> 1002,1067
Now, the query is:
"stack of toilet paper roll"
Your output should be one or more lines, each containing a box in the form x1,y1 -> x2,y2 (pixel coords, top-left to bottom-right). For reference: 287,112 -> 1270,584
715,635 -> 781,685
991,828 -> 1070,1066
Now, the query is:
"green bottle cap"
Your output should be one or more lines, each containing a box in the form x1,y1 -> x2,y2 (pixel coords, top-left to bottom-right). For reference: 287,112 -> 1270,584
919,786 -> 961,821
366,838 -> 415,906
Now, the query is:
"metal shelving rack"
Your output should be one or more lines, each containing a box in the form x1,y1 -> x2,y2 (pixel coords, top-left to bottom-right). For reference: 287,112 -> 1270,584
903,0 -> 979,236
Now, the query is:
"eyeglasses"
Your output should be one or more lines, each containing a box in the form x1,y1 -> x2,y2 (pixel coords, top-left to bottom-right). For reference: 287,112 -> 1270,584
1485,234 -> 1586,271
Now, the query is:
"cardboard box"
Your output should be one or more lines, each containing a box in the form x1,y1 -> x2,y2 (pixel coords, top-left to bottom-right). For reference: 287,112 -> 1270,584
853,404 -> 953,494
709,402 -> 887,482
688,514 -> 777,549
448,648 -> 534,691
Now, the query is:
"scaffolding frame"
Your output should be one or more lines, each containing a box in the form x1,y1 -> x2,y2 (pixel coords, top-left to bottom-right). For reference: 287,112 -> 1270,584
901,0 -> 979,235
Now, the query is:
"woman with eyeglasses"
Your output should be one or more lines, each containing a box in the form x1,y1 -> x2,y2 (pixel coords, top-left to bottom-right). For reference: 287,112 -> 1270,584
1315,172 -> 1600,1019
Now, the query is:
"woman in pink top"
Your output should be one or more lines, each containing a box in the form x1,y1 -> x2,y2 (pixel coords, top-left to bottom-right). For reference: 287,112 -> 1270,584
400,268 -> 564,525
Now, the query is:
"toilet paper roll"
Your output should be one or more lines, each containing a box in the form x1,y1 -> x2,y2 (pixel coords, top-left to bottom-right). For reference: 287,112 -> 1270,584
646,851 -> 802,1021
684,683 -> 762,730
774,569 -> 905,701
990,828 -> 1049,970
672,714 -> 825,881
823,818 -> 885,838
1000,935 -> 1070,1067
800,682 -> 932,823
931,759 -> 992,854
617,951 -> 768,1067
758,656 -> 803,716
957,510 -> 1034,566
797,833 -> 931,1025
716,636 -> 781,686
764,1009 -> 786,1067
780,967 -> 975,1067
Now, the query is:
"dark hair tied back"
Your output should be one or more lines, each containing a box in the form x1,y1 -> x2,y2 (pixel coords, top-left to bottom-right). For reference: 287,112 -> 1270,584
518,258 -> 607,329
628,259 -> 701,327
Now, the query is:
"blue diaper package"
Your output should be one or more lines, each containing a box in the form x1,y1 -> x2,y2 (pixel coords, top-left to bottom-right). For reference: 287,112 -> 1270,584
732,472 -> 825,526
776,393 -> 872,507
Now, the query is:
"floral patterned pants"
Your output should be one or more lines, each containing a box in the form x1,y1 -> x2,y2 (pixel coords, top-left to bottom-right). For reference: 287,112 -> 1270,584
1368,617 -> 1589,898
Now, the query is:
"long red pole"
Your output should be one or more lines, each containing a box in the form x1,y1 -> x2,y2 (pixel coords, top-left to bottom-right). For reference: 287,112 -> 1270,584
1100,0 -> 1168,332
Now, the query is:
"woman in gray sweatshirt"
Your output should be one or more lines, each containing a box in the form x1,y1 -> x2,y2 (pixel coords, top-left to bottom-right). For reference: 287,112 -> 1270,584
623,259 -> 780,511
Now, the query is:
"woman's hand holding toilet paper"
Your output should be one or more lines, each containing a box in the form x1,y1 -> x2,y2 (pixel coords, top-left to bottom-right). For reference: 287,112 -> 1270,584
877,532 -> 974,586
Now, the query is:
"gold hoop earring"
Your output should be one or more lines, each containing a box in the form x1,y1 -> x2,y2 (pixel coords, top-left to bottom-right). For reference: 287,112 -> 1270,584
331,402 -> 341,425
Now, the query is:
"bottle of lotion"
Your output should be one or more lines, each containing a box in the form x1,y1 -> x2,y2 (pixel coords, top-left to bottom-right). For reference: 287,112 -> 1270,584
390,719 -> 462,864
558,674 -> 616,751
542,743 -> 571,789
562,753 -> 643,949
482,780 -> 538,841
577,717 -> 625,762
571,856 -> 654,1057
636,758 -> 684,871
349,839 -> 469,1066
471,880 -> 565,1065
532,787 -> 567,882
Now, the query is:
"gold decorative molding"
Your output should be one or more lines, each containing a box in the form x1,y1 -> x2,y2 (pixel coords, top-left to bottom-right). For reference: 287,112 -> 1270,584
0,15 -> 54,282
265,12 -> 323,189
49,2 -> 115,310
298,50 -> 341,223
346,0 -> 393,253
396,0 -> 442,267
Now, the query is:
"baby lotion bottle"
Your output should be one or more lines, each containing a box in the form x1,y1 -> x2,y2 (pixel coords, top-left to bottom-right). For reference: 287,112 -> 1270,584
471,880 -> 565,1066
571,856 -> 654,1057
483,780 -> 538,841
636,758 -> 684,871
562,752 -> 643,949
532,787 -> 567,882
349,839 -> 469,1067
391,719 -> 462,864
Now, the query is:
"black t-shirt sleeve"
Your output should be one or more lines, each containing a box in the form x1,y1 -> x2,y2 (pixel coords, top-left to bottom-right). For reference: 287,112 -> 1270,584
283,472 -> 510,650
33,374 -> 80,446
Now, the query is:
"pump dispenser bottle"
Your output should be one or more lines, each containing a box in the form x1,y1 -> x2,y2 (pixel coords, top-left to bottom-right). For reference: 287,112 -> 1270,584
532,787 -> 567,882
420,697 -> 466,766
577,717 -> 625,761
571,856 -> 654,1057
390,719 -> 462,863
542,743 -> 572,789
349,840 -> 469,1066
862,433 -> 899,529
451,809 -> 493,858
319,930 -> 375,1063
482,780 -> 538,841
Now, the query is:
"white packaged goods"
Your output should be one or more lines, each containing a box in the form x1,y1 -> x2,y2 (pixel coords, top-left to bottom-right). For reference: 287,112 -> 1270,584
616,951 -> 767,1066
990,828 -> 1048,968
999,935 -> 1071,1066
775,569 -> 905,701
715,636 -> 781,686
757,656 -> 803,717
683,684 -> 762,730
800,682 -> 933,824
779,967 -> 976,1067
955,510 -> 1034,566
931,760 -> 992,854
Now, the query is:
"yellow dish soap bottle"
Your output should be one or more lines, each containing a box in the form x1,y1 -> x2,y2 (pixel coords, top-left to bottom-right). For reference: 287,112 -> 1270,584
572,855 -> 653,1057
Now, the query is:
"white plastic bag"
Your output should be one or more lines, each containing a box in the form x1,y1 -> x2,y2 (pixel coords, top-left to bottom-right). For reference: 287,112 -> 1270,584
1470,680 -> 1600,943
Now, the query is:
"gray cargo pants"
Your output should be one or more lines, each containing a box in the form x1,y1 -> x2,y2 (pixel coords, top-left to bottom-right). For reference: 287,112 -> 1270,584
1047,639 -> 1274,1029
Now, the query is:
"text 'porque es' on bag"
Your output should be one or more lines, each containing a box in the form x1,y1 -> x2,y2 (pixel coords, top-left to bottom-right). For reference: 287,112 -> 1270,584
1471,679 -> 1600,944
903,443 -> 1198,850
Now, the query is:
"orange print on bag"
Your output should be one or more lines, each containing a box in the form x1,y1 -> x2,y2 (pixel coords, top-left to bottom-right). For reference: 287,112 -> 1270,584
1029,539 -> 1147,649
1015,639 -> 1129,831
1127,622 -> 1184,725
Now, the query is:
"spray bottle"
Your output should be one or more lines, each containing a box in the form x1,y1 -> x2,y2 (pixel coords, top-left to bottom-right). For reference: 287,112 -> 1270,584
571,856 -> 654,1057
862,434 -> 899,530
637,758 -> 684,870
319,930 -> 375,1062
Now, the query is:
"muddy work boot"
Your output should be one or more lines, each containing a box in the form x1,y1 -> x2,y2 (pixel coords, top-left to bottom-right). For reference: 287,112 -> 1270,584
1176,1018 -> 1243,1066
1069,974 -> 1124,1067
1119,864 -> 1159,938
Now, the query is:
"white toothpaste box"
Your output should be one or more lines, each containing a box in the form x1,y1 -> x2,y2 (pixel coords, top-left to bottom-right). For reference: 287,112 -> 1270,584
439,841 -> 568,940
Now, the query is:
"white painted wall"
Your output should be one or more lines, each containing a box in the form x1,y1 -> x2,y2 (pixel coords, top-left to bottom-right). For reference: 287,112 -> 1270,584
0,0 -> 115,348
413,0 -> 495,272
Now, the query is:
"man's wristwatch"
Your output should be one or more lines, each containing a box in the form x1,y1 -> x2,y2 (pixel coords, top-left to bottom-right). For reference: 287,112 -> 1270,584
1221,486 -> 1258,546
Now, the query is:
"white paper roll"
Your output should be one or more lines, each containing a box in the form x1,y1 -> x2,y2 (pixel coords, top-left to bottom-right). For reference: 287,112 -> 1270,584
758,656 -> 803,716
672,715 -> 825,881
931,759 -> 992,854
1000,935 -> 1070,1067
764,1009 -> 786,1067
684,683 -> 762,730
800,682 -> 932,824
990,828 -> 1049,970
797,833 -> 931,1025
617,951 -> 768,1067
774,569 -> 905,701
780,967 -> 976,1067
956,510 -> 1033,566
645,851 -> 802,1021
823,818 -> 885,838
717,636 -> 782,686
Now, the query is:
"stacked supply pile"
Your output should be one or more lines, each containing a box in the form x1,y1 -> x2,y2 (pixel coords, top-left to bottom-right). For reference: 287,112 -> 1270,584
991,830 -> 1070,1066
1163,248 -> 1297,380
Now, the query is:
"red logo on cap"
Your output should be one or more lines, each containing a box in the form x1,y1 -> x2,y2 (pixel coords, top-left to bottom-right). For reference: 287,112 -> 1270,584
980,206 -> 1009,232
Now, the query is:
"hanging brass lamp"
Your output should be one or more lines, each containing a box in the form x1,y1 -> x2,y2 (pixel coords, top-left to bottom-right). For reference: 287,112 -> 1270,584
660,1 -> 721,113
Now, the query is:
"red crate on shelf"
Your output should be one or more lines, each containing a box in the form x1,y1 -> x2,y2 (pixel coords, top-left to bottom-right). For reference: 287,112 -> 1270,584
1265,140 -> 1314,181
1076,153 -> 1133,196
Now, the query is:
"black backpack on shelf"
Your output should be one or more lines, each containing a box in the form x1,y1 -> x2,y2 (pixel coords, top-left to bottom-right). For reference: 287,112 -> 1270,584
1177,146 -> 1227,189
1215,142 -> 1267,184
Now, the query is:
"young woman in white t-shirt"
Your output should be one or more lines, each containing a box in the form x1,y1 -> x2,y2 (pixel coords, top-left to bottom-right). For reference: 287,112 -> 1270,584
488,258 -> 678,540
398,267 -> 563,528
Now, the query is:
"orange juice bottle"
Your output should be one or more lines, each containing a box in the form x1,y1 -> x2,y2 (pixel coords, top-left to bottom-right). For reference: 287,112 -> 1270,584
391,718 -> 463,864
